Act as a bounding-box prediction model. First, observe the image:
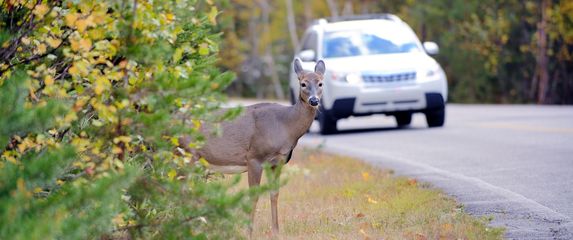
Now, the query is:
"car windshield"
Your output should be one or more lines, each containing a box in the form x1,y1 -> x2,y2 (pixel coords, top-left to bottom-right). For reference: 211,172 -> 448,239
322,28 -> 421,58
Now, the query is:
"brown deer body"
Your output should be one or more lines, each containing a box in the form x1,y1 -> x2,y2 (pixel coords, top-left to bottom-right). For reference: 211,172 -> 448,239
190,59 -> 325,235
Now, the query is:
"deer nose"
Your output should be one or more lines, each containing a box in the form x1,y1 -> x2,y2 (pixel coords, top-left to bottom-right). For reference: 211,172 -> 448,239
309,96 -> 319,106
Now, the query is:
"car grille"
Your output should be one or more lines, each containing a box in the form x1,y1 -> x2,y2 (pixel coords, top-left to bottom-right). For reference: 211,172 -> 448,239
362,72 -> 416,85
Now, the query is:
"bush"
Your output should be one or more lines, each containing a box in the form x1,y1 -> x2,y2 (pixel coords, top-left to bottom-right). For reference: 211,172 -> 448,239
1,0 -> 253,239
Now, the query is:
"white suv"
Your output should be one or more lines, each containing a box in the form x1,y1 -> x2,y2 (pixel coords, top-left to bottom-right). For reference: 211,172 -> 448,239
289,14 -> 448,134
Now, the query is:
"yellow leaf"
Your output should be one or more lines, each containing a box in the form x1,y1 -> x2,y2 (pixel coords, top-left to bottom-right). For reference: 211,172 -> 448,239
208,6 -> 218,25
70,38 -> 91,52
112,214 -> 125,226
115,99 -> 129,110
113,136 -> 131,144
44,75 -> 54,85
46,37 -> 62,48
114,159 -> 124,169
33,4 -> 49,19
199,157 -> 209,167
36,43 -> 47,54
198,43 -> 209,56
171,137 -> 180,146
94,77 -> 110,95
88,28 -> 105,40
168,169 -> 177,181
48,129 -> 58,135
64,111 -> 77,123
192,119 -> 201,129
173,47 -> 184,63
366,195 -> 378,204
76,19 -> 88,32
68,61 -> 88,76
362,172 -> 370,181
65,13 -> 78,27
34,187 -> 43,193
79,38 -> 92,51
92,10 -> 106,24
166,13 -> 175,22
68,65 -> 79,75
21,37 -> 30,45
112,146 -> 123,154
70,38 -> 80,51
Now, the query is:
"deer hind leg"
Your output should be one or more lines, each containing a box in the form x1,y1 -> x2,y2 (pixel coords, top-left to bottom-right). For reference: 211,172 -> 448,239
247,159 -> 263,237
270,164 -> 283,235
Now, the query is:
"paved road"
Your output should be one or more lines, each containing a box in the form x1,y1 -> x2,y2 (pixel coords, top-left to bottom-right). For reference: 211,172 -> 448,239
297,104 -> 573,239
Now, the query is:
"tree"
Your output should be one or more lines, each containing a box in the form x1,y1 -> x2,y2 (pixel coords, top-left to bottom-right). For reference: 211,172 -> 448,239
1,0 -> 259,238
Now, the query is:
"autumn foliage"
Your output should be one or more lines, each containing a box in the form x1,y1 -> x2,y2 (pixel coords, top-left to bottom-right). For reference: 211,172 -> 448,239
1,0 -> 254,239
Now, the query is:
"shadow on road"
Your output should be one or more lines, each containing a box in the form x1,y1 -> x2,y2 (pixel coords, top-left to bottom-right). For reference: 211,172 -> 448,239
309,125 -> 428,136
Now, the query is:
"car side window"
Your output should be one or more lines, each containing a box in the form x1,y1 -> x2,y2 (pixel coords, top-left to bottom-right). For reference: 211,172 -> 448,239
301,32 -> 317,52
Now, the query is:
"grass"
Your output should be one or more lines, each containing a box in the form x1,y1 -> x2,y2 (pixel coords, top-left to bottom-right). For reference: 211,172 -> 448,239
240,148 -> 504,240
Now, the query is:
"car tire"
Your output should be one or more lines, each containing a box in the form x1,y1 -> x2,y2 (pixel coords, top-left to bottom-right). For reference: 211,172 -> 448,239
395,112 -> 412,127
425,107 -> 445,127
318,111 -> 337,135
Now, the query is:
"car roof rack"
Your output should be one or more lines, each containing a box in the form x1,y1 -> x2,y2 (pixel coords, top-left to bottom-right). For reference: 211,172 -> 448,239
312,14 -> 401,25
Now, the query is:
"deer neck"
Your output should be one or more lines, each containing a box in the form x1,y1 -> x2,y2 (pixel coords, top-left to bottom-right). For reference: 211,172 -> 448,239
287,95 -> 317,138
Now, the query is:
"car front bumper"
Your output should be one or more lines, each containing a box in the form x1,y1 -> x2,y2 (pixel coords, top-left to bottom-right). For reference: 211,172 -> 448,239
323,79 -> 446,119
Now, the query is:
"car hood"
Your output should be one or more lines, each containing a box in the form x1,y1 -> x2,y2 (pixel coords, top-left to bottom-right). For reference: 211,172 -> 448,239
321,52 -> 438,74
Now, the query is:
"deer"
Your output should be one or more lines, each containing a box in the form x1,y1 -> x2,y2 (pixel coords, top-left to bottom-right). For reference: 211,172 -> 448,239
182,58 -> 325,236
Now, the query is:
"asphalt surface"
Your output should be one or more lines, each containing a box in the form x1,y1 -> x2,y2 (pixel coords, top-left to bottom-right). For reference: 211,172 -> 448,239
296,104 -> 573,239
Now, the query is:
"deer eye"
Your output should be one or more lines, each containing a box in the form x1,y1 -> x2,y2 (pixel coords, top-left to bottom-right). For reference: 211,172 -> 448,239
318,83 -> 323,87
301,83 -> 307,88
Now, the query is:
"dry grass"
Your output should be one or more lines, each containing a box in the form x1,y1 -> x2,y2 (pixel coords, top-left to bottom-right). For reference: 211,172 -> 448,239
239,148 -> 504,240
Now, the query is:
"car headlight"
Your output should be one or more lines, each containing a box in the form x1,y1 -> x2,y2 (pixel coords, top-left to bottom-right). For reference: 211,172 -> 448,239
345,73 -> 362,84
330,71 -> 362,84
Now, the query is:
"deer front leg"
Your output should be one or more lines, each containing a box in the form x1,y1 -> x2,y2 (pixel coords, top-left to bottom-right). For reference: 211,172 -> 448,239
270,165 -> 282,235
247,160 -> 263,237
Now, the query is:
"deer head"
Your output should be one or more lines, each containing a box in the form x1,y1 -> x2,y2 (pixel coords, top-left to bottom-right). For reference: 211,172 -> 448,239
293,58 -> 325,108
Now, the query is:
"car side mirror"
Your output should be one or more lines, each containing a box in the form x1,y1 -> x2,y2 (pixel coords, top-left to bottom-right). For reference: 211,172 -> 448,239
299,49 -> 316,62
423,41 -> 439,55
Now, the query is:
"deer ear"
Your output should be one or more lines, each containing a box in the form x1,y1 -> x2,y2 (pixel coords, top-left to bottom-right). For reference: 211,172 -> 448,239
314,60 -> 326,76
294,58 -> 304,80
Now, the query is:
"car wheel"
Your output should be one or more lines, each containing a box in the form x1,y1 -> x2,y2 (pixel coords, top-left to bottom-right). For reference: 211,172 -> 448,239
425,107 -> 445,127
394,112 -> 412,127
318,111 -> 337,135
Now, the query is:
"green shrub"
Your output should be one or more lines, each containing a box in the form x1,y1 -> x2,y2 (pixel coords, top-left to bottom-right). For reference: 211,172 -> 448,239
1,1 -> 254,239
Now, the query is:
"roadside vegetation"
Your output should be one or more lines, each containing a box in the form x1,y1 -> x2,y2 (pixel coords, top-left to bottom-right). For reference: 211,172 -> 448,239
249,148 -> 504,239
1,1 -> 254,239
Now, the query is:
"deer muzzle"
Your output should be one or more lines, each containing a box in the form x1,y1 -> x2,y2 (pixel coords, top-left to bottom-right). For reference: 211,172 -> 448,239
308,96 -> 320,107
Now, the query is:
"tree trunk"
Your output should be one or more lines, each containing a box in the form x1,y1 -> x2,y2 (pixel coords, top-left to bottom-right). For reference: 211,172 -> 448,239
285,0 -> 299,50
536,0 -> 550,104
325,0 -> 339,19
257,0 -> 285,99
342,1 -> 353,16
247,6 -> 262,99
304,0 -> 312,27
